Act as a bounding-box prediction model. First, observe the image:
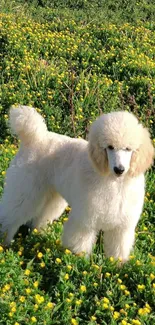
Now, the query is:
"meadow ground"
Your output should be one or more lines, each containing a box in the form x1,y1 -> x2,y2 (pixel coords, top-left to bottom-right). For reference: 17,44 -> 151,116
0,1 -> 155,324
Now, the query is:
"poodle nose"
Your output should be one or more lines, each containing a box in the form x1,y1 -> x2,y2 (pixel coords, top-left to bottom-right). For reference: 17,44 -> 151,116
114,166 -> 125,175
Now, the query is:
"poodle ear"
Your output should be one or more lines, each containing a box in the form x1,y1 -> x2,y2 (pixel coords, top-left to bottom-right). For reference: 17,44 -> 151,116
130,127 -> 154,177
88,141 -> 108,174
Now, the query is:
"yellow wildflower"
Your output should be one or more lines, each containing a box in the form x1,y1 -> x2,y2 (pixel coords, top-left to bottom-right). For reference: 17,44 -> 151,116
75,299 -> 82,306
102,297 -> 109,304
37,252 -> 43,259
132,320 -> 141,325
46,302 -> 54,309
33,281 -> 39,288
19,296 -> 25,302
0,246 -> 4,253
80,285 -> 86,292
137,284 -> 145,290
35,294 -> 44,304
24,269 -> 31,276
65,249 -> 71,254
25,288 -> 31,294
31,316 -> 37,323
56,258 -> 62,264
64,273 -> 69,280
40,262 -> 45,268
113,311 -> 120,319
71,318 -> 78,325
91,316 -> 97,321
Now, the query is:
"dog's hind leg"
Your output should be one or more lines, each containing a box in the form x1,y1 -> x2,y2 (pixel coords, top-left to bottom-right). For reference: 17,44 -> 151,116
0,170 -> 47,245
31,191 -> 67,230
0,194 -> 46,245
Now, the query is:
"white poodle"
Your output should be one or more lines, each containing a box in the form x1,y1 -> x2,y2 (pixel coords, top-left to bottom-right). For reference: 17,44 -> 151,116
0,106 -> 154,262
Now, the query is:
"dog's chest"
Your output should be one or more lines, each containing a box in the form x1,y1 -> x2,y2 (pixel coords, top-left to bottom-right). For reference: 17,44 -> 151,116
93,178 -> 139,231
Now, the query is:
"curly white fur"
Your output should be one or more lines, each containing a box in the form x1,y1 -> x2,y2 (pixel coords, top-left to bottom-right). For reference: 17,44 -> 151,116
0,106 -> 154,262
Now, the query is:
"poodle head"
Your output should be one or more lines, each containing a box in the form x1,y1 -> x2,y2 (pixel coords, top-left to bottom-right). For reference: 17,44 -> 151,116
88,111 -> 154,177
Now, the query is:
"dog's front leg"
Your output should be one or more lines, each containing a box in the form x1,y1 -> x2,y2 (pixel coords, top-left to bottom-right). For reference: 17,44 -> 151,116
104,226 -> 135,263
62,215 -> 96,256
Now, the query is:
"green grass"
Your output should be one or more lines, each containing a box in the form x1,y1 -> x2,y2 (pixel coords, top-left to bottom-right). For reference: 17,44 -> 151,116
0,1 -> 155,324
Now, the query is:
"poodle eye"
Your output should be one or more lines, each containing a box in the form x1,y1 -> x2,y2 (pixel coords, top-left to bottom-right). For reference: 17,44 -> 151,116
126,148 -> 131,151
108,145 -> 114,150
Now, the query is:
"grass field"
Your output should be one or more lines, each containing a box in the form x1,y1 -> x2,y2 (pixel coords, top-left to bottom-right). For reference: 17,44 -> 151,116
0,1 -> 155,324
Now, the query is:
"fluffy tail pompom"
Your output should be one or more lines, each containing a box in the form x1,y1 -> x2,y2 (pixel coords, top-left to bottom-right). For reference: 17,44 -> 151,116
9,105 -> 47,144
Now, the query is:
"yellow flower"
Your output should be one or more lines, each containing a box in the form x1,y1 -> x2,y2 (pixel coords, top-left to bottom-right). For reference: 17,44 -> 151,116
92,264 -> 100,270
71,318 -> 78,325
2,171 -> 6,176
14,322 -> 20,325
120,309 -> 127,315
82,271 -> 88,275
75,299 -> 82,306
145,303 -> 151,310
24,279 -> 29,286
105,272 -> 111,277
150,273 -> 155,280
67,264 -> 72,270
19,296 -> 25,302
121,320 -> 127,325
10,302 -> 16,308
91,316 -> 97,321
37,252 -> 43,259
31,316 -> 37,323
125,304 -> 130,309
1,258 -> 5,264
103,303 -> 109,309
120,285 -> 126,290
46,302 -> 54,309
109,256 -> 114,262
3,284 -> 11,291
33,228 -> 38,234
66,298 -> 71,303
33,281 -> 39,288
40,262 -> 45,268
129,255 -> 135,259
102,297 -> 109,304
24,269 -> 31,276
0,246 -> 4,253
113,311 -> 120,320
132,320 -> 141,325
80,285 -> 86,292
137,284 -> 145,290
11,307 -> 16,313
124,290 -> 130,295
93,282 -> 98,287
64,273 -> 69,280
35,294 -> 44,304
117,278 -> 122,284
138,308 -> 150,315
63,217 -> 68,222
65,249 -> 71,254
56,258 -> 62,264
25,288 -> 31,294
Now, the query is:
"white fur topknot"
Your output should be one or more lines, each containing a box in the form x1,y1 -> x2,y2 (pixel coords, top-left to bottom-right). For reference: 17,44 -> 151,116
0,106 -> 154,262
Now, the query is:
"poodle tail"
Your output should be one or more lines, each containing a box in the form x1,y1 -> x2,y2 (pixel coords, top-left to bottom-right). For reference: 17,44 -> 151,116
9,105 -> 47,145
